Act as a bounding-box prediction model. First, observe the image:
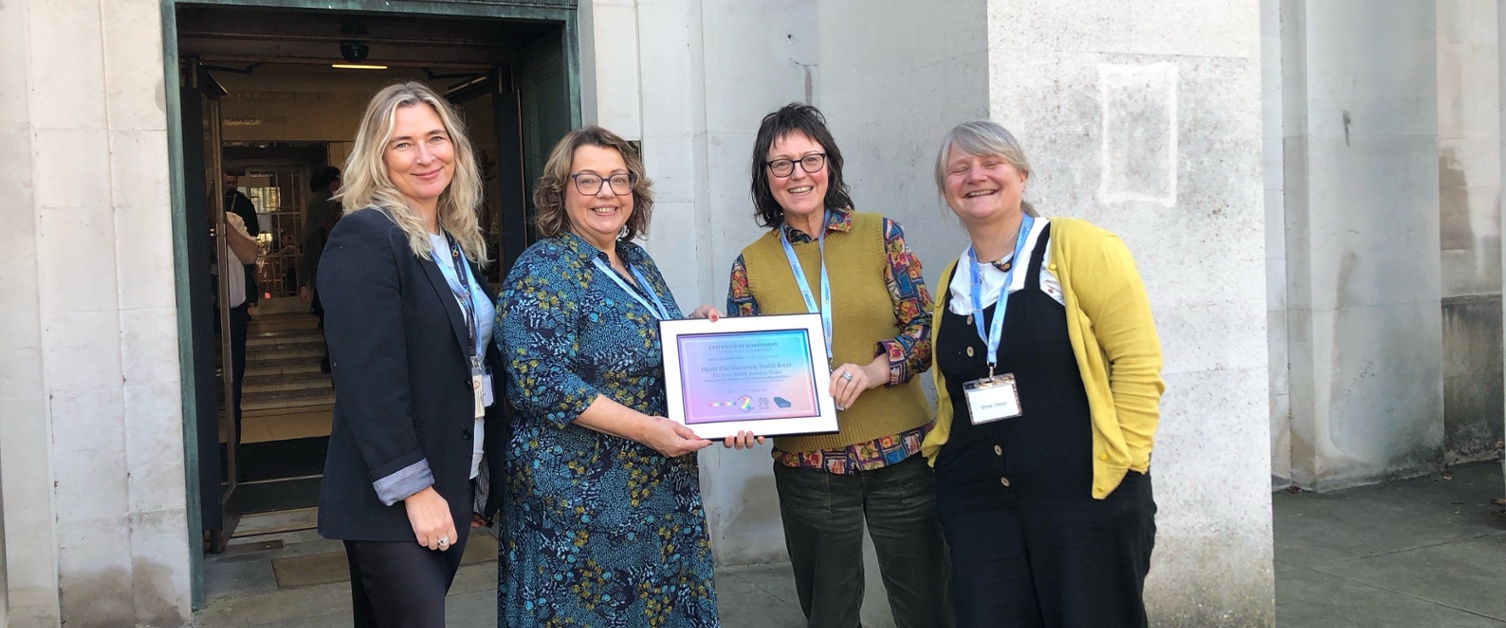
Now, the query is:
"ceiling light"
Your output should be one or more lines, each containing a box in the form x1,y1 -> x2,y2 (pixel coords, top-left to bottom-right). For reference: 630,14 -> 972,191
332,64 -> 388,70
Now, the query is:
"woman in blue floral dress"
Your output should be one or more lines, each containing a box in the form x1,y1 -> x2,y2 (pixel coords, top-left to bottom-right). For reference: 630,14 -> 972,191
495,126 -> 720,627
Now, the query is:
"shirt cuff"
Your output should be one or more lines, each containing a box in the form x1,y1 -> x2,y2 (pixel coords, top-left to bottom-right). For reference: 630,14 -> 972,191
876,339 -> 907,386
373,459 -> 434,506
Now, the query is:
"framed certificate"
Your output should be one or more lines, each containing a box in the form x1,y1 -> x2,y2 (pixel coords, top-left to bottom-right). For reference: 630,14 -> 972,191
659,313 -> 839,440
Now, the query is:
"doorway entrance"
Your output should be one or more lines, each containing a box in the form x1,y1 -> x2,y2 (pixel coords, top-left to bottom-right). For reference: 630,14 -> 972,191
165,0 -> 578,608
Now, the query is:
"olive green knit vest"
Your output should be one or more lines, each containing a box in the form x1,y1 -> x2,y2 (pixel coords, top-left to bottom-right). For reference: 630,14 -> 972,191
740,212 -> 931,453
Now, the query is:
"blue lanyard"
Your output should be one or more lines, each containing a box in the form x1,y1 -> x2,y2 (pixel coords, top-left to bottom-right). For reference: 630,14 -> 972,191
968,214 -> 1034,376
592,257 -> 672,320
429,233 -> 483,364
779,209 -> 832,359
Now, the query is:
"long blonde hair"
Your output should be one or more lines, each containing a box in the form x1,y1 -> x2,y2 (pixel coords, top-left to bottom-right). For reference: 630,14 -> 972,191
340,82 -> 488,263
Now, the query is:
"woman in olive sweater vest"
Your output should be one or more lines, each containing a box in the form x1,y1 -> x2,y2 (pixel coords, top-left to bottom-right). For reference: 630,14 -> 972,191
926,119 -> 1164,627
721,103 -> 953,628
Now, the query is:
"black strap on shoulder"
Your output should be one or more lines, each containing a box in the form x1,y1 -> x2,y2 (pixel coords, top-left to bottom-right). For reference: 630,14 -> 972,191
1024,223 -> 1053,291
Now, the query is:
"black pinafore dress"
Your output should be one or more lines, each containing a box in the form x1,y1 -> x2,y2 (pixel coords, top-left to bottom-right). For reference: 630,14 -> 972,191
933,223 -> 1156,628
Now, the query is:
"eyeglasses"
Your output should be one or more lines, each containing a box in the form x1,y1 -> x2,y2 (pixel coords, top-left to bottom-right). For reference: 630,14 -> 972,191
569,171 -> 636,196
765,153 -> 827,178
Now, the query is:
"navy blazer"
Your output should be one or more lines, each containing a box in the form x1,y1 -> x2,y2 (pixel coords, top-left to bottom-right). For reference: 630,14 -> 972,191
315,207 -> 506,542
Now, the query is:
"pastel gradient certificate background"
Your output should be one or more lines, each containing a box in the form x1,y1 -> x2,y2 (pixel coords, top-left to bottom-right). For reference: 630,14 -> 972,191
676,329 -> 820,425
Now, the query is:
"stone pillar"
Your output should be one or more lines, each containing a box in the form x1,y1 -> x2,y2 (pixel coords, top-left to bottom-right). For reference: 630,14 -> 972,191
1438,0 -> 1505,465
0,0 -> 192,624
1284,0 -> 1445,489
1264,0 -> 1293,486
987,0 -> 1272,623
0,0 -> 63,623
813,2 -> 988,624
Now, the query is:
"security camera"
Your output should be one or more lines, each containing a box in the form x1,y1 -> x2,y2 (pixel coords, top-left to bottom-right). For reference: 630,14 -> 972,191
340,41 -> 369,62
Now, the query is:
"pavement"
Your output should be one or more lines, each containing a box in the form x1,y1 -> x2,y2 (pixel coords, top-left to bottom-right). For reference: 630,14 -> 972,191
199,460 -> 1506,627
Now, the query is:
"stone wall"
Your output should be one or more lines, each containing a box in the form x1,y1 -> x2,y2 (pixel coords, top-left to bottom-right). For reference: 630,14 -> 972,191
0,0 -> 193,624
1438,0 -> 1506,465
1283,0 -> 1445,489
985,0 -> 1274,624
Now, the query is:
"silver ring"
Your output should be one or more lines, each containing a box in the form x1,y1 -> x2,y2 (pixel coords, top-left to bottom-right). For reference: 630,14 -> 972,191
841,372 -> 854,381
437,536 -> 449,547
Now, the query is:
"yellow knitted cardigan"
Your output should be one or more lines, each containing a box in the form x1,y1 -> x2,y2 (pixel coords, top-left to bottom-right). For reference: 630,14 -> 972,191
921,217 -> 1165,499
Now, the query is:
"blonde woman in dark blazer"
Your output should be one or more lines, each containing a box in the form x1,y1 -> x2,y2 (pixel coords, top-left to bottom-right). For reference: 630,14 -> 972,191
317,82 -> 504,627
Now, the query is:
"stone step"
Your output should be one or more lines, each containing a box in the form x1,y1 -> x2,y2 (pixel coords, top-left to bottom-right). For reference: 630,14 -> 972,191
242,402 -> 333,421
246,347 -> 324,369
247,330 -> 324,346
243,370 -> 331,387
242,377 -> 332,395
242,391 -> 335,413
244,361 -> 322,379
245,340 -> 325,357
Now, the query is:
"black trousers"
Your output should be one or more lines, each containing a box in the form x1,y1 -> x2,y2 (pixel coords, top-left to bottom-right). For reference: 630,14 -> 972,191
938,472 -> 1156,628
228,303 -> 249,444
774,456 -> 954,628
344,529 -> 471,628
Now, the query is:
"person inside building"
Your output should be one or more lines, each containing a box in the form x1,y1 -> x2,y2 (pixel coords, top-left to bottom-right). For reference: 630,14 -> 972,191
720,103 -> 953,628
923,119 -> 1164,627
300,167 -> 343,373
315,82 -> 505,628
224,171 -> 261,303
495,126 -> 719,626
218,201 -> 259,446
306,165 -> 342,238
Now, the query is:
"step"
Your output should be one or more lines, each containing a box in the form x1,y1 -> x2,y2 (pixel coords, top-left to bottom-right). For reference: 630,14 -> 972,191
246,348 -> 325,369
243,371 -> 331,388
242,402 -> 332,420
245,339 -> 325,355
245,362 -> 323,379
242,378 -> 332,396
247,330 -> 324,346
242,392 -> 335,413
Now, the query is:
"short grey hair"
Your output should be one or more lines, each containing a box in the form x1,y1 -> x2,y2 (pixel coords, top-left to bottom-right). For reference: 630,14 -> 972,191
934,120 -> 1036,215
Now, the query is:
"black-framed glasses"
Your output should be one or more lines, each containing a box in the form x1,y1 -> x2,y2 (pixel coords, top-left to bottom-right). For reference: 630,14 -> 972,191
765,153 -> 827,178
570,171 -> 637,196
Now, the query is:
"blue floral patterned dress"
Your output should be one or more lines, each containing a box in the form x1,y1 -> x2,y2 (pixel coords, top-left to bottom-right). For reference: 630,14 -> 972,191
495,232 -> 719,627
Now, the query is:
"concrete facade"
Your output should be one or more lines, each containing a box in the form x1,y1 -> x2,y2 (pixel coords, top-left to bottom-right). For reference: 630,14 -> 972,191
32,0 -> 1506,625
1268,0 -> 1505,493
0,0 -> 194,625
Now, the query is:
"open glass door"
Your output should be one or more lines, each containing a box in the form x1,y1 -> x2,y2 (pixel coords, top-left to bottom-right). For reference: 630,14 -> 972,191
180,57 -> 241,552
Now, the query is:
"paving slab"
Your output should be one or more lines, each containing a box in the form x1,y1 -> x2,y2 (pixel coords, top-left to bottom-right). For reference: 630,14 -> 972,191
1276,566 -> 1506,628
1316,532 -> 1506,621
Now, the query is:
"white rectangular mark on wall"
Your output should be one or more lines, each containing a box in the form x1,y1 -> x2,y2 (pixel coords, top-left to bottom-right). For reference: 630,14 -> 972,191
1098,63 -> 1178,207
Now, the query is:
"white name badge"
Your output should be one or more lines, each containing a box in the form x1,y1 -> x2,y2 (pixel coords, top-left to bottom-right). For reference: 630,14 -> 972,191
963,374 -> 1022,425
482,370 -> 494,407
472,373 -> 486,419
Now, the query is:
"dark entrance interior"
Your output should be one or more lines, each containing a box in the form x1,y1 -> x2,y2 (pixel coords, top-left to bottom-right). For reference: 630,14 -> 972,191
174,3 -> 572,553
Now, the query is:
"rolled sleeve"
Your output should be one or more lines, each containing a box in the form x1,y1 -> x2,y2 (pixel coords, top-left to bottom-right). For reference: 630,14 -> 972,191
877,218 -> 933,385
373,459 -> 435,506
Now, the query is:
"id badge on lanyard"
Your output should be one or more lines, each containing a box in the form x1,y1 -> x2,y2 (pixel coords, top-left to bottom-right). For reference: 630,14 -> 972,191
435,233 -> 491,419
963,215 -> 1033,425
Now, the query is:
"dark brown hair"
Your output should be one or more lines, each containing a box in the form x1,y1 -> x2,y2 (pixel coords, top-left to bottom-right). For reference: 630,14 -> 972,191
749,103 -> 854,229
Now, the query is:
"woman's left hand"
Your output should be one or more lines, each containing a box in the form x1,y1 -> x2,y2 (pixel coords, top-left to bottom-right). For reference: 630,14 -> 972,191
829,356 -> 887,411
689,305 -> 724,321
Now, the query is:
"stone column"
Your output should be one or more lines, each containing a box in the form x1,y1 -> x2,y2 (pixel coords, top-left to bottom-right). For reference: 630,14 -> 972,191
987,0 -> 1272,623
1284,0 -> 1445,490
0,0 -> 63,623
0,0 -> 192,623
1437,0 -> 1504,465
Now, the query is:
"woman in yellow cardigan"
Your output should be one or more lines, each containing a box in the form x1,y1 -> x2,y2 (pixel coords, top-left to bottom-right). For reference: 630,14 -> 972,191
924,119 -> 1164,628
